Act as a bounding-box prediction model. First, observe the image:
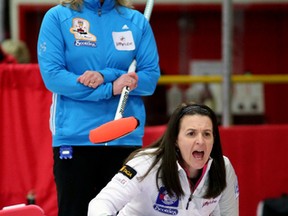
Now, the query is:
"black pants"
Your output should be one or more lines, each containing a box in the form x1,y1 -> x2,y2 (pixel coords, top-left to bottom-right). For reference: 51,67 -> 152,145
53,146 -> 139,216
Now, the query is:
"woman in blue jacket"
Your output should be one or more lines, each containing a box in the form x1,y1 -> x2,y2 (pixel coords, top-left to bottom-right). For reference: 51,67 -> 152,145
37,0 -> 160,215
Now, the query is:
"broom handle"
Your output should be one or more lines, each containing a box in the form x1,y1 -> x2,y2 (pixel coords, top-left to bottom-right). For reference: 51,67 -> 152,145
114,0 -> 155,120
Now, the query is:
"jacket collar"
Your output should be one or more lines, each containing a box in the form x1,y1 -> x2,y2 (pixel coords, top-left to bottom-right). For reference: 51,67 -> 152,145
84,0 -> 115,13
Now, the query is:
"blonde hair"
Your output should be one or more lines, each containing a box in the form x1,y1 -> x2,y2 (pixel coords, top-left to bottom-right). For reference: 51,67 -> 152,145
60,0 -> 133,11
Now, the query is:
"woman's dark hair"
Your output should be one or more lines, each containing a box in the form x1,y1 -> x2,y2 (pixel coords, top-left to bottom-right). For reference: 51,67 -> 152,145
125,102 -> 227,199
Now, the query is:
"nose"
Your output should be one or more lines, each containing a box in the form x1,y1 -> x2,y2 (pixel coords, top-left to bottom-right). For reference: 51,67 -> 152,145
195,134 -> 204,145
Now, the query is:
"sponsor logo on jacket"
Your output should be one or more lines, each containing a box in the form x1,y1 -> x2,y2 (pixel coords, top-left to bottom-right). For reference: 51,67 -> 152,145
202,199 -> 217,207
112,31 -> 135,51
119,165 -> 137,179
153,186 -> 179,215
70,18 -> 97,47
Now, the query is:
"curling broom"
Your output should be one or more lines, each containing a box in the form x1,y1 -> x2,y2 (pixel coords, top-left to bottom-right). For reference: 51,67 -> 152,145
89,0 -> 154,143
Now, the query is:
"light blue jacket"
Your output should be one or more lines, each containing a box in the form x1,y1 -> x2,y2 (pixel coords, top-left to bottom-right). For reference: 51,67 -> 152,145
37,0 -> 160,147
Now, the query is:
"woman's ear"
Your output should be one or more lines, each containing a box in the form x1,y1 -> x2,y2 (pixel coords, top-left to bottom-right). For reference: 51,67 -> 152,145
175,140 -> 179,147
175,145 -> 180,159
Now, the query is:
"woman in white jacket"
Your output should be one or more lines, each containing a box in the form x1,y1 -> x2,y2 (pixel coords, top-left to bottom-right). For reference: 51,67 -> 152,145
88,103 -> 239,216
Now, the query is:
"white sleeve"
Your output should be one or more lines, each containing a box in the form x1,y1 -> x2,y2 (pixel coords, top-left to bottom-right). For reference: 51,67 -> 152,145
88,156 -> 150,216
218,156 -> 239,216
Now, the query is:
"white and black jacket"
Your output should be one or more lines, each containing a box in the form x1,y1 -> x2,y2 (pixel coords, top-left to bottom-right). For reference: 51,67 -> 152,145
88,151 -> 239,216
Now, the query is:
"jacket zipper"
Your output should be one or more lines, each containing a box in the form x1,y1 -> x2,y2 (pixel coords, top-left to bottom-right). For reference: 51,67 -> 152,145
97,1 -> 102,17
186,193 -> 193,210
184,170 -> 194,210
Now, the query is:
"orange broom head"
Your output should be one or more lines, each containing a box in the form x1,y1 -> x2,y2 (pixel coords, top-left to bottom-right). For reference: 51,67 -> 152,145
89,117 -> 139,144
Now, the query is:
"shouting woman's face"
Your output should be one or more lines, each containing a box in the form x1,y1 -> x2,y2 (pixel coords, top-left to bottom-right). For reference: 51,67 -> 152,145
177,114 -> 214,178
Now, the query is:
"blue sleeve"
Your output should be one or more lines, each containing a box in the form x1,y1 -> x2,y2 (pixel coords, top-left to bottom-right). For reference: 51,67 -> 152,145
130,19 -> 160,96
37,7 -> 113,102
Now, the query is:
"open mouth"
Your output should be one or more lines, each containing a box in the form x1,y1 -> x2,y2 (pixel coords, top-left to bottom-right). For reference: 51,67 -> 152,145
192,151 -> 204,159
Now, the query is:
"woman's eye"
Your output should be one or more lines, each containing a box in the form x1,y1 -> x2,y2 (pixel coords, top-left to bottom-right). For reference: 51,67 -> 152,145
204,132 -> 212,138
187,131 -> 195,136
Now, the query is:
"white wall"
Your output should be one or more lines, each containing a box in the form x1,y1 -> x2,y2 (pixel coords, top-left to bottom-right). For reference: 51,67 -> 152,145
10,0 -> 288,40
